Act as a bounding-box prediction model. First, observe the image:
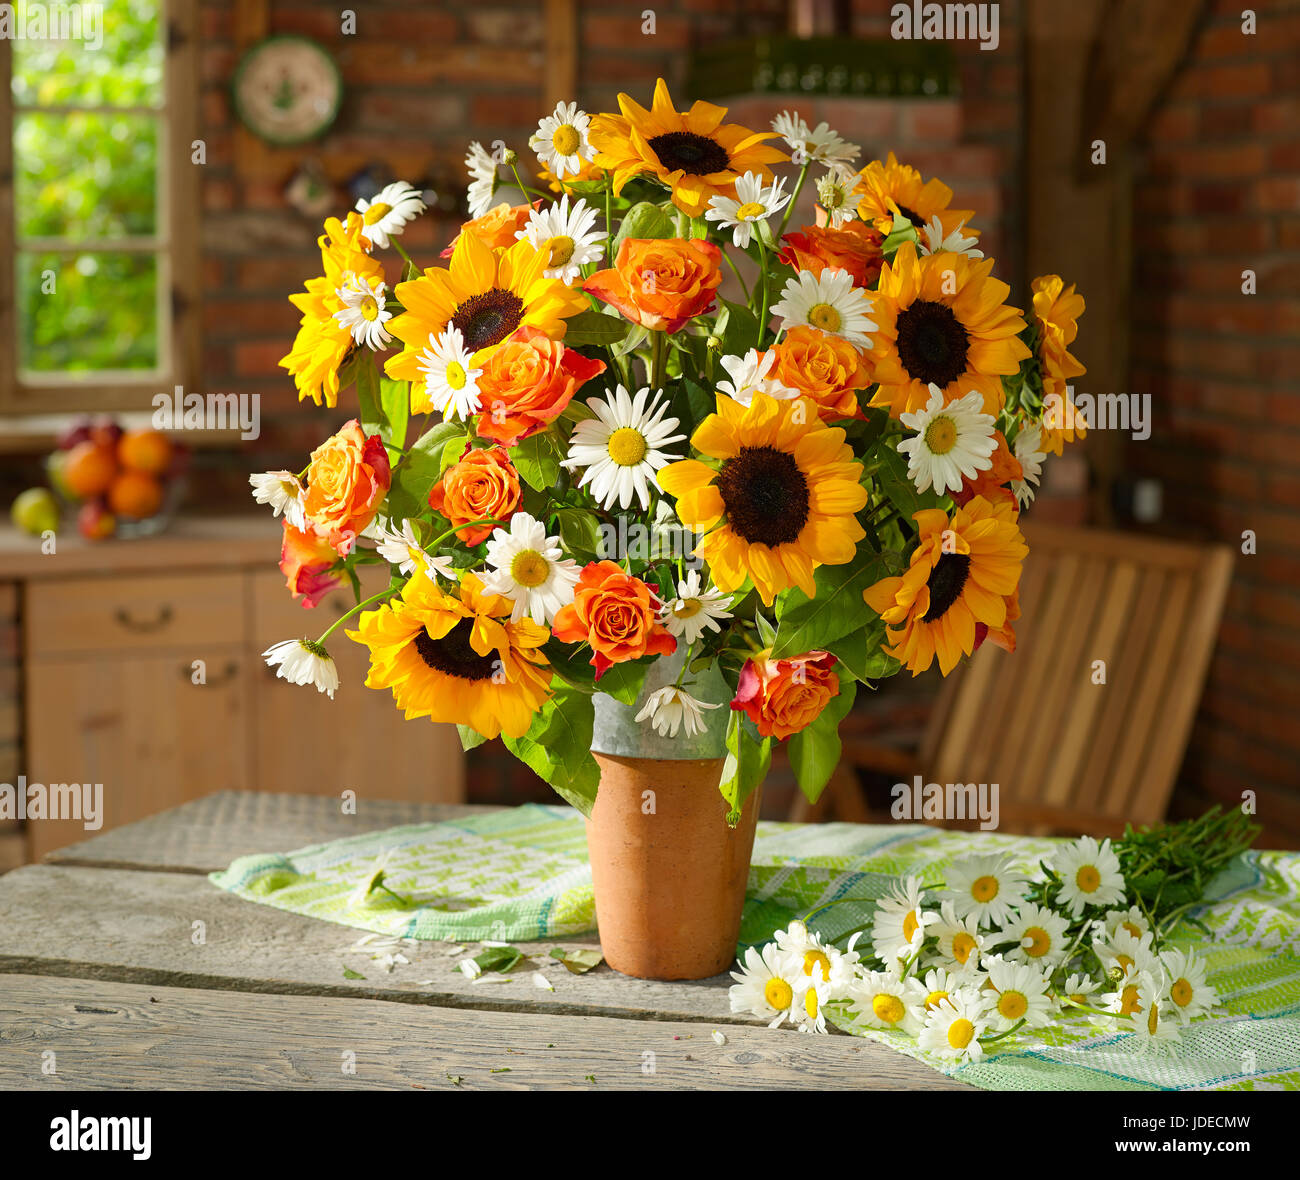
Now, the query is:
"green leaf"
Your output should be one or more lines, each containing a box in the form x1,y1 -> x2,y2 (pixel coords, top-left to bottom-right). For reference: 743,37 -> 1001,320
457,724 -> 488,752
550,947 -> 604,974
719,299 -> 759,358
380,377 -> 410,452
473,945 -> 525,973
873,444 -> 945,522
881,212 -> 920,259
386,421 -> 466,521
355,353 -> 384,437
504,686 -> 600,815
342,967 -> 366,980
719,711 -> 770,823
511,430 -> 566,492
826,624 -> 900,683
613,200 -> 676,253
594,659 -> 649,707
554,507 -> 603,563
754,611 -> 777,648
787,679 -> 857,804
772,551 -> 891,658
613,323 -> 650,358
562,309 -> 631,348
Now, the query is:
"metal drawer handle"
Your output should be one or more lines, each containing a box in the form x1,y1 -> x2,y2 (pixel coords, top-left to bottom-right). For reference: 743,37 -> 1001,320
113,604 -> 175,633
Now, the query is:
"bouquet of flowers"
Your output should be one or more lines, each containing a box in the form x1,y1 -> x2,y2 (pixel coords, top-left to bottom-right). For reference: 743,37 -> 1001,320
254,78 -> 1086,819
730,809 -> 1258,1056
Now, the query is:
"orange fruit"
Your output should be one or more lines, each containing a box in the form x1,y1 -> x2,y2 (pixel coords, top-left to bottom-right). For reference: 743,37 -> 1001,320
117,428 -> 173,475
63,441 -> 118,499
107,470 -> 164,519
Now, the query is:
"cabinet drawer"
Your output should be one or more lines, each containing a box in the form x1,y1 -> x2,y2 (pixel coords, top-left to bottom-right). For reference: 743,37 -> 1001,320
26,571 -> 245,655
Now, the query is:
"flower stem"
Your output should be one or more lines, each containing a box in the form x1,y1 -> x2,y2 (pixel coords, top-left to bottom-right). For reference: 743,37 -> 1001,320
315,587 -> 399,645
721,248 -> 751,302
651,330 -> 667,391
978,1018 -> 1026,1045
427,517 -> 505,550
776,161 -> 811,241
754,239 -> 770,349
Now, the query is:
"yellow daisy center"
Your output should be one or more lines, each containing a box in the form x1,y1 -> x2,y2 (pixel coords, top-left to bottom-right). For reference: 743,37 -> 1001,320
509,549 -> 550,588
924,415 -> 958,455
672,597 -> 703,619
363,202 -> 392,225
607,427 -> 648,466
1171,978 -> 1193,1008
805,989 -> 820,1019
803,950 -> 832,980
551,124 -> 581,156
924,989 -> 949,1011
547,234 -> 575,267
1075,864 -> 1101,893
1147,1004 -> 1160,1035
952,933 -> 977,964
1116,954 -> 1134,973
1022,926 -> 1051,958
764,977 -> 793,1010
735,200 -> 766,221
445,361 -> 468,391
1069,993 -> 1088,1005
1122,920 -> 1143,938
947,1017 -> 975,1050
1119,984 -> 1142,1015
807,302 -> 842,333
997,991 -> 1027,1021
872,994 -> 906,1025
972,875 -> 999,903
359,295 -> 379,322
902,910 -> 919,943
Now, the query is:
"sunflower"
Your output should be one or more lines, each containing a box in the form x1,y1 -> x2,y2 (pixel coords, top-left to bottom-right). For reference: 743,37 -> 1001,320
280,213 -> 382,407
867,242 -> 1030,419
1032,274 -> 1087,454
658,393 -> 868,606
384,229 -> 586,403
588,78 -> 787,218
853,151 -> 975,240
863,494 -> 1027,676
347,568 -> 552,740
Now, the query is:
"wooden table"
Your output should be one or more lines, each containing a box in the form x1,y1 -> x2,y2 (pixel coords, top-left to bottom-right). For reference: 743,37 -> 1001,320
0,792 -> 968,1090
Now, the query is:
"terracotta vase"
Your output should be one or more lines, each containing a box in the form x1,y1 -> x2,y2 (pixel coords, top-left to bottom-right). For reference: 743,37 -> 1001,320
585,649 -> 760,980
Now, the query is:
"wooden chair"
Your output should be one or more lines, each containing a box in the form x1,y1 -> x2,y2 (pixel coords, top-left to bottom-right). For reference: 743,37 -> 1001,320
792,523 -> 1234,837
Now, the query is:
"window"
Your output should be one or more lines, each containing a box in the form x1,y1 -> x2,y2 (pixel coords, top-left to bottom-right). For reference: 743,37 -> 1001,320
0,0 -> 198,415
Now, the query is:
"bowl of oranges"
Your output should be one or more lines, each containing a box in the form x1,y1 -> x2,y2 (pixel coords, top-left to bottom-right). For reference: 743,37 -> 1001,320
46,417 -> 189,541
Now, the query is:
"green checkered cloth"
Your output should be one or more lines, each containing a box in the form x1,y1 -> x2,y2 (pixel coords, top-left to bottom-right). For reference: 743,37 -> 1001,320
210,803 -> 1300,1091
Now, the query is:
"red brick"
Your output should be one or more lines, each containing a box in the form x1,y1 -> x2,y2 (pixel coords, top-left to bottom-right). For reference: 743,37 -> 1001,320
1255,177 -> 1300,212
899,101 -> 962,144
234,341 -> 290,378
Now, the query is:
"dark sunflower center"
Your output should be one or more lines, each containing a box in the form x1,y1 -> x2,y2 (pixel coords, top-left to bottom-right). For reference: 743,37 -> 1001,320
413,618 -> 497,682
450,288 -> 524,351
923,553 -> 971,622
894,202 -> 926,228
648,131 -> 730,176
895,299 -> 970,388
716,446 -> 810,547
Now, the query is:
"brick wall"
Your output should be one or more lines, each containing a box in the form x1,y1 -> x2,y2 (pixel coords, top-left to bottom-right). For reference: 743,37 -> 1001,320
1127,0 -> 1300,844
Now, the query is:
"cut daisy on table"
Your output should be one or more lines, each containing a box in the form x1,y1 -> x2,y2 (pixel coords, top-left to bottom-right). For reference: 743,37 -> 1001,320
918,991 -> 991,1063
984,958 -> 1054,1031
793,970 -> 834,1035
771,266 -> 877,347
929,899 -> 986,975
561,384 -> 686,511
1049,834 -> 1127,916
871,875 -> 939,969
774,921 -> 863,993
659,569 -> 733,645
1056,972 -> 1104,1012
943,852 -> 1030,928
1159,948 -> 1218,1024
1100,904 -> 1152,944
850,970 -> 926,1035
479,511 -> 581,626
529,100 -> 595,181
517,195 -> 604,285
728,943 -> 805,1028
354,180 -> 426,250
414,325 -> 483,419
896,384 -> 998,496
705,170 -> 790,248
1094,928 -> 1161,980
998,901 -> 1071,969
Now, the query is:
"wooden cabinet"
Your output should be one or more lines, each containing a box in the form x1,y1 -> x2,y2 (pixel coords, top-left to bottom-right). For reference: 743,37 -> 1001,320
6,516 -> 464,862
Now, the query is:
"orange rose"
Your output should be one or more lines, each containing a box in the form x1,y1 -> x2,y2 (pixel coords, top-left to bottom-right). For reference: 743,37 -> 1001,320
550,560 -> 677,678
767,327 -> 872,420
475,326 -> 606,445
779,220 -> 884,289
428,443 -> 522,545
302,419 -> 391,555
280,520 -> 340,608
952,430 -> 1022,511
732,649 -> 840,740
584,237 -> 721,333
441,201 -> 537,257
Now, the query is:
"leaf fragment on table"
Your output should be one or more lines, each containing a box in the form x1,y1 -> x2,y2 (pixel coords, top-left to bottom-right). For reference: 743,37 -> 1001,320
342,967 -> 366,980
446,1074 -> 463,1086
490,1067 -> 512,1074
549,948 -> 604,974
472,945 -> 526,974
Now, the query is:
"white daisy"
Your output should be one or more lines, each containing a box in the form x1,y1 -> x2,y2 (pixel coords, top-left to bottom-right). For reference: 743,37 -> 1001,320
814,167 -> 858,228
1012,422 -> 1046,508
918,992 -> 990,1062
517,195 -> 603,284
249,469 -> 307,530
659,569 -> 733,645
1101,905 -> 1151,945
943,853 -> 1029,928
529,101 -> 595,181
1049,835 -> 1126,917
715,348 -> 799,406
897,385 -> 998,496
354,180 -> 426,250
871,876 -> 939,968
771,267 -> 876,348
465,140 -> 500,218
705,170 -> 790,248
479,512 -> 580,626
1057,972 -> 1103,1012
919,214 -> 983,260
917,966 -> 974,1014
728,943 -> 804,1028
262,639 -> 339,700
372,518 -> 455,580
985,958 -> 1054,1030
771,111 -> 860,168
999,901 -> 1071,968
792,970 -> 834,1034
850,969 -> 926,1034
1129,992 -> 1183,1052
333,272 -> 393,350
928,899 -> 986,974
561,385 -> 685,511
1159,948 -> 1218,1025
1095,929 -> 1161,981
634,685 -> 721,740
774,922 -> 862,995
416,325 -> 483,420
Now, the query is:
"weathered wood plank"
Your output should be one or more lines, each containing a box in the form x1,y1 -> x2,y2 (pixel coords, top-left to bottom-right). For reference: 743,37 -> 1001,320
0,864 -> 779,1027
0,974 -> 966,1090
43,791 -> 493,874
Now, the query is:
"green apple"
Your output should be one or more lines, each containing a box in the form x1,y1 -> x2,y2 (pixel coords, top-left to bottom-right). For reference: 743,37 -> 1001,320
10,487 -> 60,536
